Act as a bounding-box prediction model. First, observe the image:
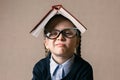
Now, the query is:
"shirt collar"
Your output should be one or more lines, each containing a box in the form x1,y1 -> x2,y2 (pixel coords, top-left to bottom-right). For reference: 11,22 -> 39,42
50,55 -> 75,76
50,56 -> 58,76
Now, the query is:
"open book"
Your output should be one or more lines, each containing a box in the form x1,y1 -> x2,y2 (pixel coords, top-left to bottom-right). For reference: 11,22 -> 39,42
30,5 -> 87,37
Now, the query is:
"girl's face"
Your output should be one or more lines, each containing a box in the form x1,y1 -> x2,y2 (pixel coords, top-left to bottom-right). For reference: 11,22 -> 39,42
44,20 -> 79,58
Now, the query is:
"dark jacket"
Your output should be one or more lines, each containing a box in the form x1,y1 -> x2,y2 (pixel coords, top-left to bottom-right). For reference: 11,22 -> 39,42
32,54 -> 93,80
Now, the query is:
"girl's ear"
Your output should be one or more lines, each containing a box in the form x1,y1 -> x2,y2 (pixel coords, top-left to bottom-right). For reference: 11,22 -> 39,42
44,39 -> 49,49
44,39 -> 50,53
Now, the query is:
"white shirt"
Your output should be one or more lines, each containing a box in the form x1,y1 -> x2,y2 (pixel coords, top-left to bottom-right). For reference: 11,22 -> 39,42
50,55 -> 75,80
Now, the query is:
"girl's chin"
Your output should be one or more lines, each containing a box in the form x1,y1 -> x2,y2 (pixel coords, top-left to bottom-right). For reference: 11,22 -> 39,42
56,51 -> 65,55
52,49 -> 66,55
55,48 -> 66,53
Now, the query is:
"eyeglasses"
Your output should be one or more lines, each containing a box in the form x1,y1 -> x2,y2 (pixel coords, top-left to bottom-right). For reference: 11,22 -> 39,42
45,28 -> 79,39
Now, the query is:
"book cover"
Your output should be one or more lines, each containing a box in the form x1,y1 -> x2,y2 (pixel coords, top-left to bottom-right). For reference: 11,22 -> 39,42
30,5 -> 87,37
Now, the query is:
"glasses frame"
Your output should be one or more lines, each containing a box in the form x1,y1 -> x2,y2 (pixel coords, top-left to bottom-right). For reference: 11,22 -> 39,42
45,28 -> 79,39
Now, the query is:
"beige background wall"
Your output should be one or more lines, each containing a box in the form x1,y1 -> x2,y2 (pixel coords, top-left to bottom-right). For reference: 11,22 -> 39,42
0,0 -> 120,80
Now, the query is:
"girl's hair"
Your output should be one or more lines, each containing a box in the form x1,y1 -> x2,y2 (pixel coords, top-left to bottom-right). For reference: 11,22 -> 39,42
44,14 -> 81,57
76,30 -> 81,57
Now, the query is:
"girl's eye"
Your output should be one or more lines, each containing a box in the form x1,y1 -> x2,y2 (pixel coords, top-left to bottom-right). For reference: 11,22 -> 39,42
50,31 -> 58,36
64,30 -> 74,35
65,31 -> 72,35
46,30 -> 59,38
63,29 -> 77,37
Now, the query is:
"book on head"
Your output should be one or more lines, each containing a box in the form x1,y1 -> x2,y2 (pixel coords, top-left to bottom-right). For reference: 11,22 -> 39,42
30,5 -> 87,37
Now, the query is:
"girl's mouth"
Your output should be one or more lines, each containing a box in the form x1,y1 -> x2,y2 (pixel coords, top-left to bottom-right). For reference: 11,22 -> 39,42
56,43 -> 65,47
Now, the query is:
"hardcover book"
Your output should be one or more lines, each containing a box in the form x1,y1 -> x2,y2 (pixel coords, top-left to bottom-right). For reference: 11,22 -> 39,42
30,5 -> 87,37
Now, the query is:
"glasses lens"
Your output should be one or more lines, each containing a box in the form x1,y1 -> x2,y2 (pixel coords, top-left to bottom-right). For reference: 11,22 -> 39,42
63,28 -> 77,38
46,30 -> 59,39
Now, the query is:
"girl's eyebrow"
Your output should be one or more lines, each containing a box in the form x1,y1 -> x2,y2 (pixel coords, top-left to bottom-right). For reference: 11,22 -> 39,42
53,28 -> 77,31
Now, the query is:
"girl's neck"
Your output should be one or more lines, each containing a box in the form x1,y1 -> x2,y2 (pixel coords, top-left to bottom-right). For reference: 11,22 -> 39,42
51,54 -> 73,64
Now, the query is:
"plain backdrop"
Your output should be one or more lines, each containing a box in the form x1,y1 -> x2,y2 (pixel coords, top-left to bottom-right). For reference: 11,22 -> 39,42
0,0 -> 120,80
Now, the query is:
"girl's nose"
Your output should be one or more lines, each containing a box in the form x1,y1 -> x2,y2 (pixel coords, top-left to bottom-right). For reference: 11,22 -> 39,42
57,33 -> 66,41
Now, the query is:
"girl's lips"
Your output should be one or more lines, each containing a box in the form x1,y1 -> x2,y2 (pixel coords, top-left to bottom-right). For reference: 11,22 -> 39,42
56,43 -> 65,47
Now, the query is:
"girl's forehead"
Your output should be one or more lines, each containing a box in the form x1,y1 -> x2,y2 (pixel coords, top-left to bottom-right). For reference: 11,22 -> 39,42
48,20 -> 75,30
